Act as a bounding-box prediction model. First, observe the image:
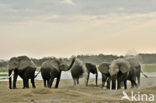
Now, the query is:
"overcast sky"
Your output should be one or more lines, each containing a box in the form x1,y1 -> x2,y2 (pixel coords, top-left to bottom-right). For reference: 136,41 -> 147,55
0,0 -> 156,59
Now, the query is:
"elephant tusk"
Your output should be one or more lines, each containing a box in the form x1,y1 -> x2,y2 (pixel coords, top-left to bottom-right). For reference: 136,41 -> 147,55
110,80 -> 112,90
116,80 -> 118,90
0,71 -> 14,80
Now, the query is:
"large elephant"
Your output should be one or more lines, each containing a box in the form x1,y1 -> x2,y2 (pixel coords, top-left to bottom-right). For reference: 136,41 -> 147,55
109,58 -> 133,90
109,57 -> 145,90
98,62 -> 110,88
71,58 -> 98,86
41,58 -> 75,88
8,56 -> 36,89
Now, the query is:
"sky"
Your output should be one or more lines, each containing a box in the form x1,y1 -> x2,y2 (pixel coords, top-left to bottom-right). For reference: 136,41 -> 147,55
0,0 -> 156,59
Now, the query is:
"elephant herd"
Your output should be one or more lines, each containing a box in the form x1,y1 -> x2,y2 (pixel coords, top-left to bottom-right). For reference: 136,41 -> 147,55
8,55 -> 147,90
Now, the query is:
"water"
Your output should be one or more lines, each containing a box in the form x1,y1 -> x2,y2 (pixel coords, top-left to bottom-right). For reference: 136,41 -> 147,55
0,72 -> 156,81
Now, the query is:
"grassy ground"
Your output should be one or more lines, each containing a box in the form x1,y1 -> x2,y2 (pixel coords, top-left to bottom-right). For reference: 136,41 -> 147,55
0,78 -> 156,103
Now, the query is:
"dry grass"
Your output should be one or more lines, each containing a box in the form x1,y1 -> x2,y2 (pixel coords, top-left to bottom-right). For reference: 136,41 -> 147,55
0,78 -> 155,103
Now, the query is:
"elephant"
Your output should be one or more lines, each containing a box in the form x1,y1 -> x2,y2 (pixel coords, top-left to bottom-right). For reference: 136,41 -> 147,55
8,56 -> 36,89
98,62 -> 111,88
71,58 -> 98,86
109,58 -> 133,90
108,57 -> 147,90
41,58 -> 75,88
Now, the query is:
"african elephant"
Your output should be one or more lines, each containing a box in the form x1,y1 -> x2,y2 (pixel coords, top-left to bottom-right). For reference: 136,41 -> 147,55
71,58 -> 98,86
8,56 -> 36,89
41,58 -> 75,88
109,58 -> 133,90
109,57 -> 145,90
98,62 -> 110,88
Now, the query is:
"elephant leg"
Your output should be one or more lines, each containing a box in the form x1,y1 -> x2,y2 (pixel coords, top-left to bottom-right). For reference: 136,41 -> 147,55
73,79 -> 76,86
55,76 -> 60,88
25,79 -> 29,88
124,80 -> 127,89
76,78 -> 79,85
47,80 -> 50,88
13,72 -> 18,89
137,74 -> 140,87
31,78 -> 36,88
43,79 -> 47,87
86,73 -> 90,86
49,78 -> 54,88
23,79 -> 26,88
117,80 -> 121,89
101,75 -> 107,88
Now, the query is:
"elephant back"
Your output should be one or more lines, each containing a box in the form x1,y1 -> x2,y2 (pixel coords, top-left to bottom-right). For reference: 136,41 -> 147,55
98,62 -> 110,74
41,59 -> 60,72
125,57 -> 140,69
18,56 -> 36,70
85,63 -> 97,74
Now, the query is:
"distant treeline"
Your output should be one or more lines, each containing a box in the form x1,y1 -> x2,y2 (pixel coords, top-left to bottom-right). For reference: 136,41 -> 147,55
0,53 -> 156,68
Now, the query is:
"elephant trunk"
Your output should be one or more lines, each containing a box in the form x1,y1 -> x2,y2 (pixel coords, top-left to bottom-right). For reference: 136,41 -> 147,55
67,58 -> 75,70
115,80 -> 118,90
95,72 -> 98,86
8,70 -> 13,89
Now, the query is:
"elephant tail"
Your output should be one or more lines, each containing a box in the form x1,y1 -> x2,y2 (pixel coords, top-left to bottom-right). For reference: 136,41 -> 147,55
141,70 -> 148,78
0,71 -> 14,80
34,69 -> 41,78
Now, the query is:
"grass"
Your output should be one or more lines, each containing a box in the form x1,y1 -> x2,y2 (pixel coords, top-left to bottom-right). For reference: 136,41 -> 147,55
0,74 -> 7,76
0,79 -> 155,103
142,64 -> 156,72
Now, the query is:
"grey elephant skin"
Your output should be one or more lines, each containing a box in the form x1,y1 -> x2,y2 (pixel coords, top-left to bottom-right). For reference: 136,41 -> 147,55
41,58 -> 75,88
8,56 -> 36,89
109,57 -> 143,90
71,59 -> 98,86
98,62 -> 111,88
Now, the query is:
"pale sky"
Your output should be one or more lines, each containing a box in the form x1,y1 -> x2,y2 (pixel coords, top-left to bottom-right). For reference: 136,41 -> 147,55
0,0 -> 156,59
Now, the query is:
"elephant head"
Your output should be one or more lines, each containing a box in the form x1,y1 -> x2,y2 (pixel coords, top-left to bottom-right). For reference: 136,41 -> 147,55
109,59 -> 130,76
109,58 -> 130,90
59,58 -> 75,71
85,63 -> 98,86
98,62 -> 110,88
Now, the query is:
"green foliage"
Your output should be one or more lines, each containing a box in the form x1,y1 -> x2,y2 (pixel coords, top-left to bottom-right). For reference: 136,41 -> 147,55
0,68 -> 8,72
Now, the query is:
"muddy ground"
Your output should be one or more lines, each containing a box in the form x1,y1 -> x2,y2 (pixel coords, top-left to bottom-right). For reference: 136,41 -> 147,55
0,77 -> 156,103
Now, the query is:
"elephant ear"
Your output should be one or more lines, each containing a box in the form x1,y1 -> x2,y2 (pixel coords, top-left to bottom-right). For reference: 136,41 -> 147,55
9,57 -> 18,70
117,59 -> 130,73
18,56 -> 36,70
98,62 -> 110,74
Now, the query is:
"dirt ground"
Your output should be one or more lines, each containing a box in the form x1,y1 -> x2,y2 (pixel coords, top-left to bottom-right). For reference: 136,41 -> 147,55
0,77 -> 156,103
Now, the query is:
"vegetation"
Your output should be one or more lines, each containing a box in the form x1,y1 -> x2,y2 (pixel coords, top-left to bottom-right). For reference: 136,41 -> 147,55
142,64 -> 156,72
1,53 -> 156,68
0,79 -> 155,103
